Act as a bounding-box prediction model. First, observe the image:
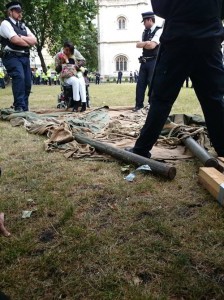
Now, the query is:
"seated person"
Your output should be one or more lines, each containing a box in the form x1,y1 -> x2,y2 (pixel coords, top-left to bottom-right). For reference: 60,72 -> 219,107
83,69 -> 90,108
55,41 -> 86,112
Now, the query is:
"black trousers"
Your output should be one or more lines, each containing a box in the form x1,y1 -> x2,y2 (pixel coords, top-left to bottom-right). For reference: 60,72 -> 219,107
117,77 -> 122,84
2,53 -> 31,111
0,78 -> 5,88
135,58 -> 156,108
134,38 -> 224,157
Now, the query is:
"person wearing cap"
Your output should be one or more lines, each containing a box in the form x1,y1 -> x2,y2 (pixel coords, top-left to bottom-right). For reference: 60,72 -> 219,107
132,11 -> 162,112
0,1 -> 37,112
126,0 -> 224,159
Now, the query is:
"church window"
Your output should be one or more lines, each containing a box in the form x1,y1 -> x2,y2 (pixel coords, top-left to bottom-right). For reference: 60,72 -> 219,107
118,17 -> 126,30
116,56 -> 127,72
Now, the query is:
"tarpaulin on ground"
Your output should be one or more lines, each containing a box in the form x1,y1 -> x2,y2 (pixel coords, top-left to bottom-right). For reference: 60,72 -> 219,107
0,107 -> 210,161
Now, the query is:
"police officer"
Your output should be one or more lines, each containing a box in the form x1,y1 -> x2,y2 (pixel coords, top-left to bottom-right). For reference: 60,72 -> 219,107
134,70 -> 138,83
133,11 -> 162,112
130,71 -> 133,83
47,66 -> 52,86
127,0 -> 224,158
34,68 -> 40,85
95,72 -> 100,84
0,1 -> 37,112
117,70 -> 123,84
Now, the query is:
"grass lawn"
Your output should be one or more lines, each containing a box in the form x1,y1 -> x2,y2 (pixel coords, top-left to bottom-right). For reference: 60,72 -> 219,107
1,83 -> 224,300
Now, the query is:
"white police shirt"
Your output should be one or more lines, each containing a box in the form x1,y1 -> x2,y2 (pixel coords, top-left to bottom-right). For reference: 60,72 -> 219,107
0,17 -> 34,52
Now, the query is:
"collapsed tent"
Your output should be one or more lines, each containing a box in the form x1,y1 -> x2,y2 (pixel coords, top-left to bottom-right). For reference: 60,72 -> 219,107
0,106 -> 212,161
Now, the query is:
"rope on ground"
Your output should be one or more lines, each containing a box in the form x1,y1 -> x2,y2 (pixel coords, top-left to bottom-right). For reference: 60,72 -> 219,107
158,124 -> 206,147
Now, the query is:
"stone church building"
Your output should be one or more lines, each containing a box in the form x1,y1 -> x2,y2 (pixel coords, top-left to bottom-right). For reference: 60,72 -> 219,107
97,0 -> 152,79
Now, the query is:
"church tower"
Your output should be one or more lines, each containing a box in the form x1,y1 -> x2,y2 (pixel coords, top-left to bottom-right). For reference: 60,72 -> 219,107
97,0 -> 150,79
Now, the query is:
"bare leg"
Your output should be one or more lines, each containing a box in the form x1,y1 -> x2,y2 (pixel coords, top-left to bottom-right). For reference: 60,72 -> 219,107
0,213 -> 11,237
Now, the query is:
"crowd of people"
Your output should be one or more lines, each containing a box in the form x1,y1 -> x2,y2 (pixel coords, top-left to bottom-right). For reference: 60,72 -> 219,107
1,0 -> 224,243
0,2 -> 164,113
1,0 -> 224,160
31,67 -> 100,87
31,68 -> 60,85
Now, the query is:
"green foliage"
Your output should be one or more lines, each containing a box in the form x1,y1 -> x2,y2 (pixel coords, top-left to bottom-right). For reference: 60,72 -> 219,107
0,0 -> 98,70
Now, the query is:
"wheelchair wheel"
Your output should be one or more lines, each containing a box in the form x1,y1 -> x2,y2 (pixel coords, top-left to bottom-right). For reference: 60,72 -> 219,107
57,101 -> 67,109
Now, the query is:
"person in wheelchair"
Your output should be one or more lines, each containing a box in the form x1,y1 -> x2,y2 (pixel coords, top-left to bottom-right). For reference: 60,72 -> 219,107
55,41 -> 86,112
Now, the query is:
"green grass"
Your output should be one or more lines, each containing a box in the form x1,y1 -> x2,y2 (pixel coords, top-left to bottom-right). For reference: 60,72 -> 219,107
1,83 -> 224,300
1,82 -> 202,113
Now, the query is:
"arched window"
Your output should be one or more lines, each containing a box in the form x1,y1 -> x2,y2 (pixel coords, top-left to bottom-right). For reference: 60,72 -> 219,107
117,17 -> 126,30
116,56 -> 127,72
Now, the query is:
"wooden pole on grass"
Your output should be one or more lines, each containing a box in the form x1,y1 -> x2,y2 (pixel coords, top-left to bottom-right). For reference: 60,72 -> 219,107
182,136 -> 223,172
74,134 -> 176,180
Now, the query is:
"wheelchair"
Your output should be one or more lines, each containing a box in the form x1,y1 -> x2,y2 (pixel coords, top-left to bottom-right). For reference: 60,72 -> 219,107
57,82 -> 89,111
57,83 -> 74,109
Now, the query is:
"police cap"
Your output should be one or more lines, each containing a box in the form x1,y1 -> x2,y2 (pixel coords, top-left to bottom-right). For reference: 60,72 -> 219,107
5,1 -> 22,12
141,11 -> 155,22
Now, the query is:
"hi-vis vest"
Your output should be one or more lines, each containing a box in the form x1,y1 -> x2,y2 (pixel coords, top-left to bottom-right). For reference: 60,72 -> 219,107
0,70 -> 4,78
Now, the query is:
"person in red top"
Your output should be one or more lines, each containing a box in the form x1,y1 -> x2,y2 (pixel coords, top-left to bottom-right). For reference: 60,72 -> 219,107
55,41 -> 87,112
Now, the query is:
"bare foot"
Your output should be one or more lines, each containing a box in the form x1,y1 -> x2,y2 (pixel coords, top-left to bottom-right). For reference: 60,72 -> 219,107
0,213 -> 11,237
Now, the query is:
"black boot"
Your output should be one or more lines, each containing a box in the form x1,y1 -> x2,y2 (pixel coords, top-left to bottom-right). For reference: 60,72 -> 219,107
73,101 -> 79,112
86,96 -> 90,108
80,102 -> 86,112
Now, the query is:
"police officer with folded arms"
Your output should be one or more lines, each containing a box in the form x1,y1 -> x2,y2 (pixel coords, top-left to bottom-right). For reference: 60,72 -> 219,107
133,11 -> 162,112
0,1 -> 37,112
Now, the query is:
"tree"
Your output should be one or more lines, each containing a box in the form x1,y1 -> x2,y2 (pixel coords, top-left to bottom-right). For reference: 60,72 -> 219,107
49,0 -> 99,71
0,0 -> 98,72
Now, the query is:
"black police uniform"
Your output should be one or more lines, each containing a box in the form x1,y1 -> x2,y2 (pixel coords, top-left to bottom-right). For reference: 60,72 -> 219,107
1,18 -> 29,53
95,72 -> 100,84
1,18 -> 31,111
135,23 -> 161,110
0,0 -> 33,112
117,70 -> 123,84
132,0 -> 224,158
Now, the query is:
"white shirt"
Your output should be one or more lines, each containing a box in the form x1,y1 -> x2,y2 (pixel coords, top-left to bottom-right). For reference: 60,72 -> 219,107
0,17 -> 34,52
150,24 -> 163,45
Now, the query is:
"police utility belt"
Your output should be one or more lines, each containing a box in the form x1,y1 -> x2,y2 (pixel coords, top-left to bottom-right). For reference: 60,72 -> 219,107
138,56 -> 156,63
1,50 -> 30,58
